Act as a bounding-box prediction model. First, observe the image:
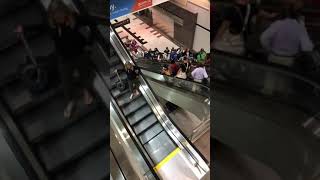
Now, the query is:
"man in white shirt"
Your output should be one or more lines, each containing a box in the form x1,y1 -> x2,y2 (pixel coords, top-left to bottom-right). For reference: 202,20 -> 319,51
191,64 -> 208,83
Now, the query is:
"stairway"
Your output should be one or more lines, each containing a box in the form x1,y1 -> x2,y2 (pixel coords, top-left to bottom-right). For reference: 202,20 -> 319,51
0,1 -> 108,180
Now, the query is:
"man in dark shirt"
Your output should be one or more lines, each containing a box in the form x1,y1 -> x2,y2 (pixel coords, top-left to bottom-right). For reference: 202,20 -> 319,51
213,0 -> 277,54
224,1 -> 259,36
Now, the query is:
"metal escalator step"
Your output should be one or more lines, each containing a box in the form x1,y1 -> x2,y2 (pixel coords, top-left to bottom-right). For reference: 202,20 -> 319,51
0,79 -> 61,115
116,91 -> 142,107
20,96 -> 99,144
110,71 -> 127,86
139,123 -> 163,144
134,113 -> 158,135
143,131 -> 176,164
122,97 -> 147,116
55,144 -> 108,180
109,55 -> 121,66
37,109 -> 107,172
124,101 -> 150,117
127,105 -> 152,125
110,64 -> 124,74
111,88 -> 130,99
111,87 -> 129,98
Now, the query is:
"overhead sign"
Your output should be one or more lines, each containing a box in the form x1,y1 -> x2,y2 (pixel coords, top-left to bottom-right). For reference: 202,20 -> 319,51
110,0 -> 153,19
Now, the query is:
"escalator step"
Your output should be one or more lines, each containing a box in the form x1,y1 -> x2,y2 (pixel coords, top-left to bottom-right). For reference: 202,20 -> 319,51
37,109 -> 107,172
0,80 -> 61,115
139,124 -> 163,145
134,113 -> 158,135
110,64 -> 123,74
0,33 -> 54,83
110,71 -> 127,86
143,131 -> 176,164
20,95 -> 98,144
127,105 -> 152,125
116,90 -> 142,107
111,88 -> 129,99
122,97 -> 147,116
55,144 -> 108,180
109,55 -> 121,66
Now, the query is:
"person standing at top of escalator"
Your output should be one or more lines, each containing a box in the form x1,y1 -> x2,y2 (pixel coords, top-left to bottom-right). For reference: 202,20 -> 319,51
125,62 -> 140,99
191,63 -> 208,83
15,0 -> 106,119
164,47 -> 170,60
260,4 -> 313,67
176,64 -> 187,80
260,4 -> 314,95
196,48 -> 207,63
169,60 -> 179,76
183,56 -> 191,73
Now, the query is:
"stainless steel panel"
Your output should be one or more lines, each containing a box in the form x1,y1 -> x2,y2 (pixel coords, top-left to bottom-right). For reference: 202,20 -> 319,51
144,131 -> 176,164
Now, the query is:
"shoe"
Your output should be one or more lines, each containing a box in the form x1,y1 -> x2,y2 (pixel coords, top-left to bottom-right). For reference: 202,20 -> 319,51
135,91 -> 140,96
84,90 -> 94,105
64,101 -> 75,119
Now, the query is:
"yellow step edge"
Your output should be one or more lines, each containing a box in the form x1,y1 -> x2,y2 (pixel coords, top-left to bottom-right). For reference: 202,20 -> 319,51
153,148 -> 181,172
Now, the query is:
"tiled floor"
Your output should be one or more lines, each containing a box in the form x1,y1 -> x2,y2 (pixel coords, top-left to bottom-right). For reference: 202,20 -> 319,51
168,108 -> 210,163
194,131 -> 210,162
112,14 -> 179,52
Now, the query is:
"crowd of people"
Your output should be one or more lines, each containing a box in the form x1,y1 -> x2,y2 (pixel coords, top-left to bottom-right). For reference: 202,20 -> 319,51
212,0 -> 315,71
212,0 -> 319,95
124,37 -> 210,84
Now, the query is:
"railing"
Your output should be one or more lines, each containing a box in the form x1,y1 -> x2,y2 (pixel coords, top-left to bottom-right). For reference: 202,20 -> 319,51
213,49 -> 320,139
140,69 -> 210,98
139,69 -> 210,143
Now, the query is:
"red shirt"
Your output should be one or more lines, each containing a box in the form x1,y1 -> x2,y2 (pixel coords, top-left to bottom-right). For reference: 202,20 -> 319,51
169,63 -> 179,75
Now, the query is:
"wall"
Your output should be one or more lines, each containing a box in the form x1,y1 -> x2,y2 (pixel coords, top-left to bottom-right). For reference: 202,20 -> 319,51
151,7 -> 175,38
171,0 -> 210,52
157,1 -> 197,49
186,0 -> 210,52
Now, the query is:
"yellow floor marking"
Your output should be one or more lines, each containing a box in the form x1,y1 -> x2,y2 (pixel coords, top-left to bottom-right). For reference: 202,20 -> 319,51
154,148 -> 181,172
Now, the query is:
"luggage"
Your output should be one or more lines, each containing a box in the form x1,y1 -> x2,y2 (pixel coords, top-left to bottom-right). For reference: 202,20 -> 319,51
17,33 -> 59,94
115,69 -> 126,91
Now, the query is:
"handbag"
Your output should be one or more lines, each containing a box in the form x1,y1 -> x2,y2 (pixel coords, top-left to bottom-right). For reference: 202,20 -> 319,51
213,4 -> 251,55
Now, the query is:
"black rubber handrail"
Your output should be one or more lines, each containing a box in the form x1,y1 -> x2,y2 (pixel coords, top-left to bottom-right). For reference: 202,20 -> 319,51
213,49 -> 320,91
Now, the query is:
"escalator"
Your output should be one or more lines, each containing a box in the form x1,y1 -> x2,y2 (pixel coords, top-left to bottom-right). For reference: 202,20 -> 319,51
213,50 -> 320,180
0,1 -> 108,180
99,25 -> 210,179
125,58 -> 210,121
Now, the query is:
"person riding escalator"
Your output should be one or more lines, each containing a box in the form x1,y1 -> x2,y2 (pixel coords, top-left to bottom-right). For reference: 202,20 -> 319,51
15,0 -> 107,119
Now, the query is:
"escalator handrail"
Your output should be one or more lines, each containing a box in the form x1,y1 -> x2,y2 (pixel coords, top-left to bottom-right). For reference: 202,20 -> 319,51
213,49 -> 320,91
139,67 -> 210,98
110,27 -> 210,174
137,62 -> 210,88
